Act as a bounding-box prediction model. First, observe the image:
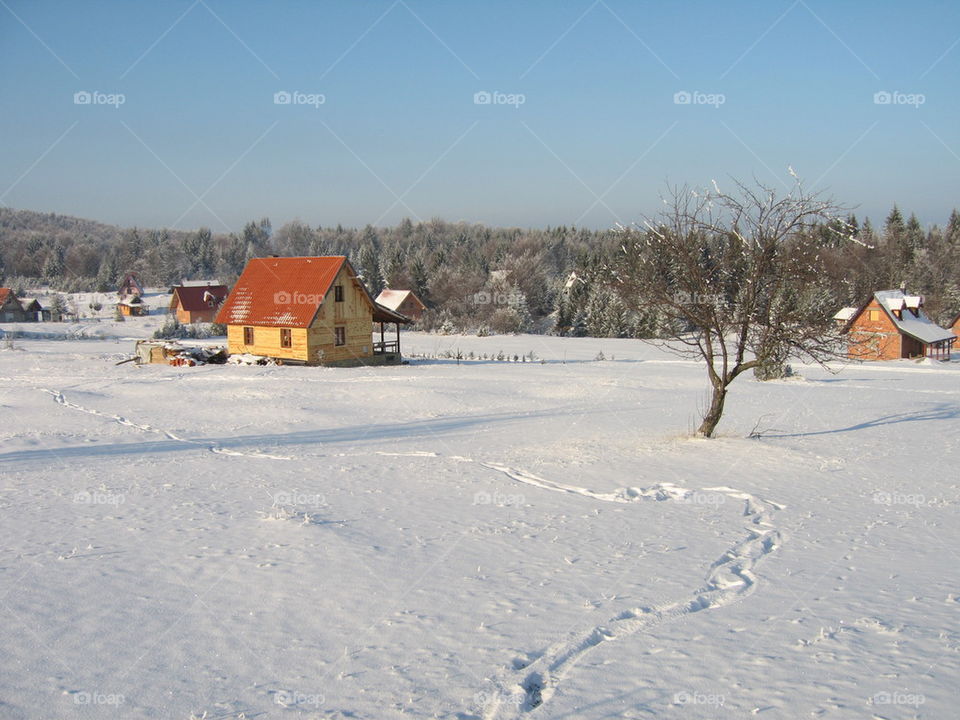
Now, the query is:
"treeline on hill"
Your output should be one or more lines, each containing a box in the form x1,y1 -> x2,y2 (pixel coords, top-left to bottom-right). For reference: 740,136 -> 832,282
1,206 -> 959,335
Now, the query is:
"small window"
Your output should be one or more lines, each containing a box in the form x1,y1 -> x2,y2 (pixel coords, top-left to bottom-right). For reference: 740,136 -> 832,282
869,310 -> 880,321
334,285 -> 344,302
280,328 -> 292,348
243,327 -> 255,345
334,326 -> 346,346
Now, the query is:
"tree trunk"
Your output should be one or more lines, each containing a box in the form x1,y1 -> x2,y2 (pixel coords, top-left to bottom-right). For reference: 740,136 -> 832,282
697,383 -> 727,437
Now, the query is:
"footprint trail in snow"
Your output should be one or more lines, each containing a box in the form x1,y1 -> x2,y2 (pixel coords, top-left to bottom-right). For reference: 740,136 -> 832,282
41,389 -> 291,460
477,465 -> 785,719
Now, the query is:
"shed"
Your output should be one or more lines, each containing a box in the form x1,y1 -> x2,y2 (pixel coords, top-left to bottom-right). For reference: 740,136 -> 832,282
117,295 -> 146,317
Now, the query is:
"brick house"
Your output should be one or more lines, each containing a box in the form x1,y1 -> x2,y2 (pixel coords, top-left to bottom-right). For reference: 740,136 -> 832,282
840,289 -> 956,361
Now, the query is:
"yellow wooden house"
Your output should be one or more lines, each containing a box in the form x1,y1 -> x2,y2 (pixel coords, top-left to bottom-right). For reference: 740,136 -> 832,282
215,256 -> 410,366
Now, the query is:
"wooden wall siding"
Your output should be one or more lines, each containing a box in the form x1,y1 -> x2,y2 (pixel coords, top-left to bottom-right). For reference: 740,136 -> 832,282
300,265 -> 374,364
176,308 -> 218,324
227,325 -> 310,362
847,299 -> 903,360
119,304 -> 144,317
307,318 -> 372,363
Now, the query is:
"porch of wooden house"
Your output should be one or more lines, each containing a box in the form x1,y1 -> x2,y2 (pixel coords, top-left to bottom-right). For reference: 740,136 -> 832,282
371,303 -> 412,362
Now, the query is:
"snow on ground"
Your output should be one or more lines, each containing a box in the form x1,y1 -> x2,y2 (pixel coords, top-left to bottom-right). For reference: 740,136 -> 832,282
1,326 -> 958,719
3,289 -> 174,340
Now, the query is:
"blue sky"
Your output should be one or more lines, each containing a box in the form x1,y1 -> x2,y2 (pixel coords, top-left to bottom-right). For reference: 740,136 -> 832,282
1,0 -> 958,232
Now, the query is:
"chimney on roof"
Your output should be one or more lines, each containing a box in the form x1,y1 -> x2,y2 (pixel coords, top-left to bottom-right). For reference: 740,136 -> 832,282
899,281 -> 906,292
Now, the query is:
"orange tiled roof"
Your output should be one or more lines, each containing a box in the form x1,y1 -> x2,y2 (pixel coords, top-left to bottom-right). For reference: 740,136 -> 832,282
216,257 -> 354,328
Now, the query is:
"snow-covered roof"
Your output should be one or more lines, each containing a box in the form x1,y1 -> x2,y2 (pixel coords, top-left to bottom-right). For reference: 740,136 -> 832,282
376,289 -> 425,313
873,290 -> 955,345
833,307 -> 857,321
375,289 -> 413,312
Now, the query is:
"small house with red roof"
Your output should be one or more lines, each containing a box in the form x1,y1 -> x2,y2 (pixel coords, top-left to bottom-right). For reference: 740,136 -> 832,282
841,289 -> 956,361
169,283 -> 229,324
0,288 -> 27,322
215,256 -> 410,366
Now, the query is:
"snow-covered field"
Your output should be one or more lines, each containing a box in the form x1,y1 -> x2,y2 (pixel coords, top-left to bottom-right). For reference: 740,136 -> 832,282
1,324 -> 958,719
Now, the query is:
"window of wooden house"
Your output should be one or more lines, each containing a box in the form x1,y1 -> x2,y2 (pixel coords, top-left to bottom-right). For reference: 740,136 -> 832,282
869,310 -> 881,321
280,328 -> 292,348
335,285 -> 344,302
334,326 -> 346,346
243,327 -> 254,345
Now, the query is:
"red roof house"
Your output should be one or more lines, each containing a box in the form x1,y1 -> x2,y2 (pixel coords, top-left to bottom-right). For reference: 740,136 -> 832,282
169,284 -> 229,324
0,288 -> 27,323
216,256 -> 409,366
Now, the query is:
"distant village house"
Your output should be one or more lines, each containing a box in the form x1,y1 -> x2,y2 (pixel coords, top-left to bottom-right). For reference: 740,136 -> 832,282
840,289 -> 955,361
118,272 -> 144,302
216,256 -> 411,366
0,288 -> 28,322
18,297 -> 48,322
375,289 -> 427,323
117,296 -> 146,316
169,284 -> 229,324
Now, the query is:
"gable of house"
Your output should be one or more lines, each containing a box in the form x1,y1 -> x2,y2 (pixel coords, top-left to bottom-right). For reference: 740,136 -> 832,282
118,272 -> 143,299
844,298 -> 902,360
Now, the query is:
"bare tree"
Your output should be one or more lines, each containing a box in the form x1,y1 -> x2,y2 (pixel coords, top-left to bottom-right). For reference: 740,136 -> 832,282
612,178 -> 853,437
